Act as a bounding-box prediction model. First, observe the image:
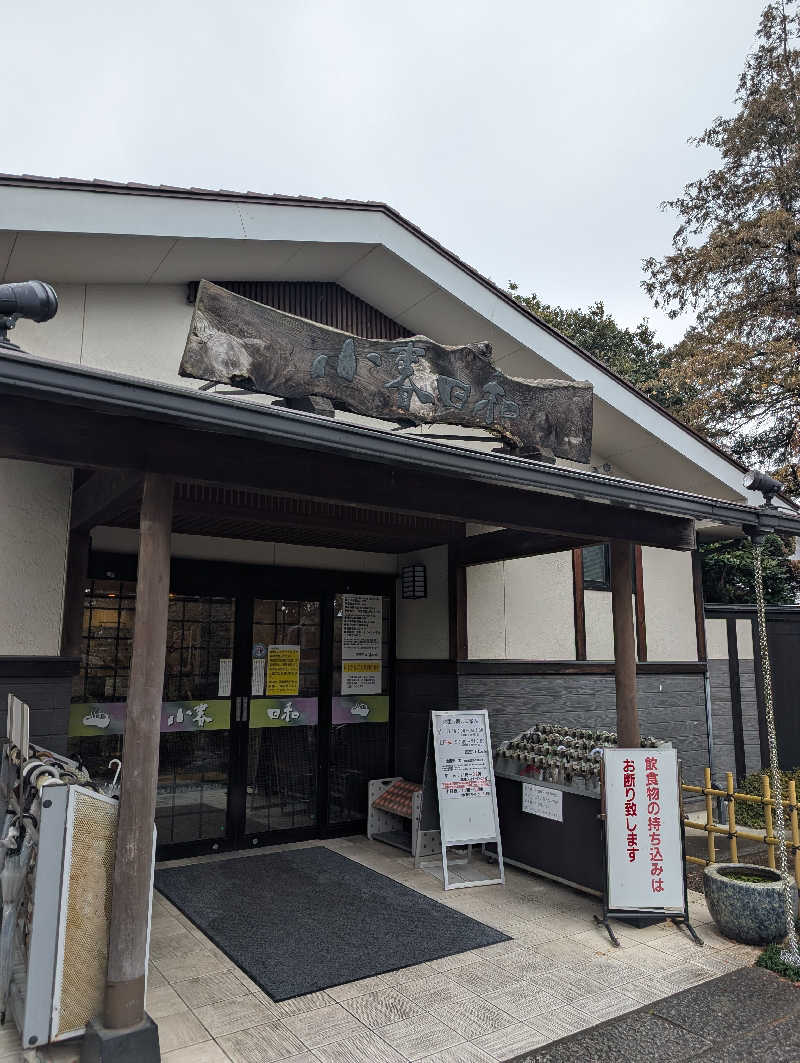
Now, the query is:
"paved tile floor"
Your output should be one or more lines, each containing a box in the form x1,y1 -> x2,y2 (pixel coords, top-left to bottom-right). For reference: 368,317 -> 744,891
6,835 -> 760,1062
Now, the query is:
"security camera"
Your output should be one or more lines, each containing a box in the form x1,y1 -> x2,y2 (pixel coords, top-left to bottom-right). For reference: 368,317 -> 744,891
743,468 -> 783,506
0,281 -> 58,349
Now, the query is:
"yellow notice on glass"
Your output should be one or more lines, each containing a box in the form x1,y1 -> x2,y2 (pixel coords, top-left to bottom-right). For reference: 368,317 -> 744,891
266,645 -> 301,696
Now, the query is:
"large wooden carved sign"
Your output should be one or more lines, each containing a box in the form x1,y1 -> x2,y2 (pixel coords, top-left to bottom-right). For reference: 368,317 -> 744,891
180,281 -> 593,462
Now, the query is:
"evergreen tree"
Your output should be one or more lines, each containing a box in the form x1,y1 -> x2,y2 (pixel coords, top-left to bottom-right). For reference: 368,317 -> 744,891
507,285 -> 689,413
700,534 -> 799,604
643,1 -> 800,495
507,283 -> 800,604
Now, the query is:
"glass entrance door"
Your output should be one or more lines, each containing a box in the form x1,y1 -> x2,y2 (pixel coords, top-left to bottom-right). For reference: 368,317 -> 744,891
71,573 -> 393,855
328,593 -> 392,824
156,594 -> 236,845
245,599 -> 320,835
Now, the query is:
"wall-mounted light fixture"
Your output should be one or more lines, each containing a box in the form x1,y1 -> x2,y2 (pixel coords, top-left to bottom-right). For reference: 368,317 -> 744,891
401,563 -> 427,600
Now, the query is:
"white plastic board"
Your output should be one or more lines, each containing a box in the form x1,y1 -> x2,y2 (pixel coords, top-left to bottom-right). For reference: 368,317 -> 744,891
522,782 -> 563,822
604,747 -> 684,912
414,714 -> 501,888
432,711 -> 497,844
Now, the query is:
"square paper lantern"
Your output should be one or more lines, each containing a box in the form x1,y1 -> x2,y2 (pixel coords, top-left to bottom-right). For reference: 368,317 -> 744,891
401,563 -> 427,599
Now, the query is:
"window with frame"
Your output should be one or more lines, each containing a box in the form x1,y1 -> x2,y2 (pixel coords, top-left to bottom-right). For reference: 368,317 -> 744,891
582,544 -> 610,590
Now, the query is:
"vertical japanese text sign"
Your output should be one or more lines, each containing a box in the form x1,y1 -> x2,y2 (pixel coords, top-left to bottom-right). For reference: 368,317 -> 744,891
603,747 -> 683,912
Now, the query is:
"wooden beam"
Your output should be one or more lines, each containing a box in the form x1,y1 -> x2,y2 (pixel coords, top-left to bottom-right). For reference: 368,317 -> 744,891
610,539 -> 640,748
450,530 -> 603,566
633,544 -> 648,662
105,473 -> 173,1030
571,548 -> 587,661
692,549 -> 708,662
448,546 -> 468,660
61,529 -> 89,657
0,397 -> 696,551
71,469 -> 142,530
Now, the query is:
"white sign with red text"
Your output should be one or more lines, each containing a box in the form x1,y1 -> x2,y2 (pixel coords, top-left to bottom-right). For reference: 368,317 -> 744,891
604,747 -> 683,912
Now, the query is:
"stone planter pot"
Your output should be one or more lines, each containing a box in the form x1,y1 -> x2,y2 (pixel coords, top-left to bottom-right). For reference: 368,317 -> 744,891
704,863 -> 798,946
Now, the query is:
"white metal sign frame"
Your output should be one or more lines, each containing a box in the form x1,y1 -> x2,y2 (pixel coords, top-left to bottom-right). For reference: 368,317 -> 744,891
415,710 -> 504,890
597,748 -> 703,947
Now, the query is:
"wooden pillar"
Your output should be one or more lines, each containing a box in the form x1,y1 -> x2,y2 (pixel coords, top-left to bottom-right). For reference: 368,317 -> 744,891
61,528 -> 90,658
571,548 -> 587,660
448,547 -> 468,661
104,473 -> 173,1030
610,540 -> 640,748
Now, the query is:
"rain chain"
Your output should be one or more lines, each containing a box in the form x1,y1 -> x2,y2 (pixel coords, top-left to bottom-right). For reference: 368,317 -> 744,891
751,535 -> 800,966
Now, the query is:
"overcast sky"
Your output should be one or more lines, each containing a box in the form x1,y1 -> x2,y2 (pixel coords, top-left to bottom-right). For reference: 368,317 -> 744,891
5,1 -> 764,344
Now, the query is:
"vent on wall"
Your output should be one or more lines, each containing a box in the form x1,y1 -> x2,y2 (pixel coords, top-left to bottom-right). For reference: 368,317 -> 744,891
187,281 -> 411,341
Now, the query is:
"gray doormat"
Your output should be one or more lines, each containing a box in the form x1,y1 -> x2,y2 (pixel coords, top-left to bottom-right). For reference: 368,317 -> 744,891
154,846 -> 509,1000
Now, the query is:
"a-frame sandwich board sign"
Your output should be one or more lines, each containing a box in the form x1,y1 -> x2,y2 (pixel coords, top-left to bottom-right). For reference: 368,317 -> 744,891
414,710 -> 504,890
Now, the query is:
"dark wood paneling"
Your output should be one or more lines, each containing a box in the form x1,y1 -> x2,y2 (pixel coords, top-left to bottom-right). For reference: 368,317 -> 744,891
692,550 -> 707,661
572,549 -> 586,661
0,656 -> 80,678
448,548 -> 468,661
634,544 -> 648,662
61,530 -> 90,657
71,470 -> 143,530
726,618 -> 746,782
187,281 -> 411,342
452,529 -> 600,565
456,660 -> 708,676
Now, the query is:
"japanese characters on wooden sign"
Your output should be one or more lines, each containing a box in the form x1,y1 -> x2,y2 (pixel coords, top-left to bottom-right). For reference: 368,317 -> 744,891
603,747 -> 684,912
180,281 -> 594,462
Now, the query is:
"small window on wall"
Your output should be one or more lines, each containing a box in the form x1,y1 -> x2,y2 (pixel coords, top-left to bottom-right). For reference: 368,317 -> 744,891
582,544 -> 610,590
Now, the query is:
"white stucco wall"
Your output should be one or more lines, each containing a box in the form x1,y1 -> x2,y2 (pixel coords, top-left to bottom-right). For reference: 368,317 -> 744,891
640,547 -> 698,662
466,562 -> 506,658
585,590 -> 616,660
736,618 -> 754,658
504,553 -> 574,659
466,548 -> 699,663
705,618 -> 728,659
0,459 -> 72,655
13,284 -> 193,385
466,554 -> 575,660
395,545 -> 449,660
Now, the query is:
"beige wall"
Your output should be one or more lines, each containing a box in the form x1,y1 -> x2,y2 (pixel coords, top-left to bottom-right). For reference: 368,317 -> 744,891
0,460 -> 72,655
13,284 -> 193,384
585,589 -> 616,660
467,554 -> 575,660
706,617 -> 728,659
736,618 -> 754,658
641,547 -> 698,662
395,545 -> 449,660
466,562 -> 506,658
466,547 -> 700,663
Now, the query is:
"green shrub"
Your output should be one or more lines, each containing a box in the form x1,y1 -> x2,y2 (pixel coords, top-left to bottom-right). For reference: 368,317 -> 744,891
736,769 -> 800,830
757,943 -> 800,982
